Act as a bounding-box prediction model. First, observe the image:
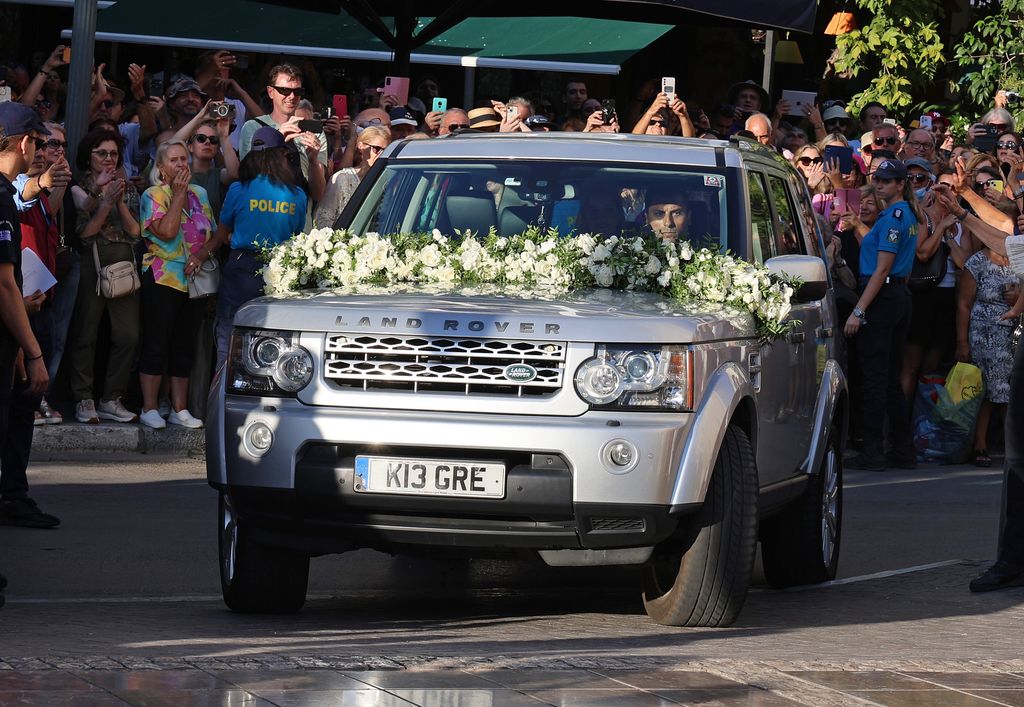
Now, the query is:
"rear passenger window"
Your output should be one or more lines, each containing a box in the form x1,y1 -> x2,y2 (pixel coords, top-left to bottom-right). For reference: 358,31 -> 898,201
747,172 -> 775,264
768,176 -> 804,256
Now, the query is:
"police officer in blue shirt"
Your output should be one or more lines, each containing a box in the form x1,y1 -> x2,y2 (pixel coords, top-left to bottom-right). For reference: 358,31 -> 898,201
844,158 -> 921,470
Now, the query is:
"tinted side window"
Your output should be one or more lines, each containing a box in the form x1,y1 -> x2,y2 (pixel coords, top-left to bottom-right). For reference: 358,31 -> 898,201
747,172 -> 775,264
768,175 -> 804,256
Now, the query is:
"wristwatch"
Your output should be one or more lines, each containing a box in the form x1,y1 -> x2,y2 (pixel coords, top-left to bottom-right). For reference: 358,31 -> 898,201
852,307 -> 867,323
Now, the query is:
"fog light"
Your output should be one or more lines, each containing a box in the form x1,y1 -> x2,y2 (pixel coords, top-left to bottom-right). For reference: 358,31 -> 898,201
601,438 -> 639,473
246,422 -> 273,456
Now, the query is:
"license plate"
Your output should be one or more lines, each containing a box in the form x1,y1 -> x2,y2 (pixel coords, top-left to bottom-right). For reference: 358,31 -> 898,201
354,456 -> 506,498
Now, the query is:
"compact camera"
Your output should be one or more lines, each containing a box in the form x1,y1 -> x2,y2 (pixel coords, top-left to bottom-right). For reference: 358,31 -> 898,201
209,102 -> 236,119
1005,91 -> 1022,106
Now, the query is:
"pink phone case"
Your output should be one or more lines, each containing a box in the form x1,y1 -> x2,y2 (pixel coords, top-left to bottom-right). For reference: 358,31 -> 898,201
383,76 -> 410,106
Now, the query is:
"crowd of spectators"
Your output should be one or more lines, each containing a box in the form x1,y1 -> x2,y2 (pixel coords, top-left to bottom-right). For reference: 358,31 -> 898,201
0,43 -> 1023,539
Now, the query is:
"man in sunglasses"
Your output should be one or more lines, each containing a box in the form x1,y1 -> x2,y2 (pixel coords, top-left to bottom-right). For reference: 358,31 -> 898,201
438,108 -> 471,136
240,63 -> 327,219
868,124 -> 901,177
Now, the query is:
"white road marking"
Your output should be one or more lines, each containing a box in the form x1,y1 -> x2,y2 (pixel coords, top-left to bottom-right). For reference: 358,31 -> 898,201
782,559 -> 965,591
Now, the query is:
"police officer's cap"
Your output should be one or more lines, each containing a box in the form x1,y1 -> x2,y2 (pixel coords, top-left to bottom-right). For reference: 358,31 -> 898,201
0,102 -> 50,138
873,158 -> 907,181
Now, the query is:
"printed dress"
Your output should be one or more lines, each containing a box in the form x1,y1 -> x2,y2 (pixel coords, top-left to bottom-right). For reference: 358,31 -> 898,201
140,185 -> 216,292
966,251 -> 1017,404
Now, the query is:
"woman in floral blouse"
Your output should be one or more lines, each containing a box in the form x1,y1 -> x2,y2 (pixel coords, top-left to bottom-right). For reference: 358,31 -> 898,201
137,140 -> 215,430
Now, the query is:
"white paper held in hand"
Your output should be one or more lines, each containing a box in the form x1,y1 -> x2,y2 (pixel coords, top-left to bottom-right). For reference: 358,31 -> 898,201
20,247 -> 57,296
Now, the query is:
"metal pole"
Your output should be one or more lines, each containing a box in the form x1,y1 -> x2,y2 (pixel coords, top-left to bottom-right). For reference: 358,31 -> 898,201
462,65 -> 475,109
65,0 -> 98,165
761,29 -> 776,100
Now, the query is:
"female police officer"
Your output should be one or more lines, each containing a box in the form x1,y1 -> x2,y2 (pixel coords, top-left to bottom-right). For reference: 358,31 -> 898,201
843,158 -> 922,470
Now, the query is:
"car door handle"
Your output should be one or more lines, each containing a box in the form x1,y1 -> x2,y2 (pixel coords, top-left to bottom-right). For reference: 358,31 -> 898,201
787,331 -> 805,344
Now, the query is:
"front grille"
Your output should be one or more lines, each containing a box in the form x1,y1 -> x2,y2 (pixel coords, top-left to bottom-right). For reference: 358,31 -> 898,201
590,517 -> 646,533
323,333 -> 566,396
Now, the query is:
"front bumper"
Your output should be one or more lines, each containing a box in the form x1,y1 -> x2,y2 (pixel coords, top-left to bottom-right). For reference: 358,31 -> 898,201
208,387 -> 698,553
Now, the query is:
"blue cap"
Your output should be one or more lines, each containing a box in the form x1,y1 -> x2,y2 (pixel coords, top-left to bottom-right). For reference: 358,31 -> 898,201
873,158 -> 907,180
250,126 -> 285,152
0,102 -> 50,138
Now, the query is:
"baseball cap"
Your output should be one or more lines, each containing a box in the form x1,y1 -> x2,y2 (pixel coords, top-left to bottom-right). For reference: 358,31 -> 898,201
822,105 -> 851,122
165,76 -> 207,100
0,102 -> 50,137
873,158 -> 908,180
904,157 -> 934,173
250,127 -> 285,152
923,110 -> 948,127
388,107 -> 418,127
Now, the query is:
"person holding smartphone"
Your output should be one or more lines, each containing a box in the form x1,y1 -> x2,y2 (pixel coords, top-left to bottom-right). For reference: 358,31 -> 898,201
843,158 -> 921,471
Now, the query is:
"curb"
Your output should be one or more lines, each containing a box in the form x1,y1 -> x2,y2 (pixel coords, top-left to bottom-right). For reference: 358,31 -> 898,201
31,422 -> 205,458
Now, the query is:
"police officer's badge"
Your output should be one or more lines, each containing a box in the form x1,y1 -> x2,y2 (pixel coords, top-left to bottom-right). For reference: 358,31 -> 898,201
887,228 -> 900,243
893,208 -> 903,219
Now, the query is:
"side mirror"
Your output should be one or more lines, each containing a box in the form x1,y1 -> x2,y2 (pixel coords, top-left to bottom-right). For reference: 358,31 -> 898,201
765,254 -> 829,303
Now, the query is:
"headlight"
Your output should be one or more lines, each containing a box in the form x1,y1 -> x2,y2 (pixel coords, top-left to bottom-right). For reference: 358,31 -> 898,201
228,329 -> 313,396
574,345 -> 692,411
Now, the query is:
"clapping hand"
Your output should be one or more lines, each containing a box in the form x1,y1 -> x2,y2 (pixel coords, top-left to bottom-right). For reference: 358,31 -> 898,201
128,63 -> 147,101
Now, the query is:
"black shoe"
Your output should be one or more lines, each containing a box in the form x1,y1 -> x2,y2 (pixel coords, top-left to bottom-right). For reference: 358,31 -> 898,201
846,453 -> 885,471
0,498 -> 60,529
969,561 -> 1024,593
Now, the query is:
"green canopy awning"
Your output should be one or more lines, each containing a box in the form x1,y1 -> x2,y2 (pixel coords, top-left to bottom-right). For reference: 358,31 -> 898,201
64,0 -> 674,75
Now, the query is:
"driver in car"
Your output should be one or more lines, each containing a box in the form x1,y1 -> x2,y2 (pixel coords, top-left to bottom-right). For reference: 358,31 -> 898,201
644,188 -> 690,241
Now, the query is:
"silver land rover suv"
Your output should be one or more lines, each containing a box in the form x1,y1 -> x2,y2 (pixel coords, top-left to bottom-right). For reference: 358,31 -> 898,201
207,133 -> 848,627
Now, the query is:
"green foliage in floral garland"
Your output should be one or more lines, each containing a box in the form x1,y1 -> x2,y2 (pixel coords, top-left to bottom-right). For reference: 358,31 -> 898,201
262,227 -> 799,343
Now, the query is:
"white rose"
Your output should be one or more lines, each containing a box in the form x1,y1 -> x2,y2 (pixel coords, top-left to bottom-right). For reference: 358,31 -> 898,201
645,255 -> 662,276
420,244 -> 442,268
632,237 -> 645,253
657,271 -> 672,287
595,265 -> 614,287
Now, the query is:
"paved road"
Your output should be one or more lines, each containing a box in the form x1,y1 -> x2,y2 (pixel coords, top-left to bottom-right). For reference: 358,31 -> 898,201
2,456 -> 1023,706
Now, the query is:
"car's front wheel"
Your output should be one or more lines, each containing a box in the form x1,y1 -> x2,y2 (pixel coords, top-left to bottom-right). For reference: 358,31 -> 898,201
642,425 -> 759,627
219,492 -> 309,613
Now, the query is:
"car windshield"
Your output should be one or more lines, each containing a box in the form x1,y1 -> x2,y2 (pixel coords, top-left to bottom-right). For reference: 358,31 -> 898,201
346,160 -> 730,250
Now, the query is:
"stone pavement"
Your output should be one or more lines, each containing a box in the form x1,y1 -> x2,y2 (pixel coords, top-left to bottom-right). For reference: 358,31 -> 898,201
30,421 -> 204,458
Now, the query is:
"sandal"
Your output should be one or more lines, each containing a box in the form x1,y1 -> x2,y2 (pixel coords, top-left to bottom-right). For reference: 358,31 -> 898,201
971,449 -> 993,468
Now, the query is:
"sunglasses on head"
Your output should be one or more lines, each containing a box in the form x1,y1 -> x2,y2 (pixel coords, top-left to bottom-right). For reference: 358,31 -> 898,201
270,85 -> 305,98
797,156 -> 822,166
874,136 -> 898,145
191,133 -> 220,145
998,141 -> 1020,150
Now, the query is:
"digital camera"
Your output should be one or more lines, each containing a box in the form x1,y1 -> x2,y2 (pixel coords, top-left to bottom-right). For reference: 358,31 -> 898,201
209,102 -> 236,119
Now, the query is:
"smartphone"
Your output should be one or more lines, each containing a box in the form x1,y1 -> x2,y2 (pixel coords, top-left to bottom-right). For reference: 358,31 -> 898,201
383,76 -> 410,106
601,98 -> 616,125
824,145 -> 854,174
834,188 -> 861,216
883,118 -> 898,126
919,115 -> 933,130
0,86 -> 11,103
661,76 -> 676,102
61,46 -> 71,64
989,179 -> 1005,193
432,96 -> 447,113
234,54 -> 249,69
332,94 -> 348,118
781,90 -> 816,116
975,125 -> 1001,154
507,105 -> 518,120
297,119 -> 324,133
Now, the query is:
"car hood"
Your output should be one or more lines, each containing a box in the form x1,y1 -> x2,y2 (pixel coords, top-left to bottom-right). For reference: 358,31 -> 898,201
234,285 -> 756,343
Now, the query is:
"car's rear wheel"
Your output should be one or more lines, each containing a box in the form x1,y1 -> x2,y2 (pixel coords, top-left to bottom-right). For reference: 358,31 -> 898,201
219,492 -> 309,613
760,424 -> 842,587
642,425 -> 758,627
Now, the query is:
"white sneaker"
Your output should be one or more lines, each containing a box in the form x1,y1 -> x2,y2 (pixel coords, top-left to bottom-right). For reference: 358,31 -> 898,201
139,409 -> 166,429
97,398 -> 139,423
168,409 -> 203,429
76,399 -> 99,424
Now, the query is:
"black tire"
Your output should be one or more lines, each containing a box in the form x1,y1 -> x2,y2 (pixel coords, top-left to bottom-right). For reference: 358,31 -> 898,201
761,423 -> 843,588
642,425 -> 759,627
219,492 -> 309,613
